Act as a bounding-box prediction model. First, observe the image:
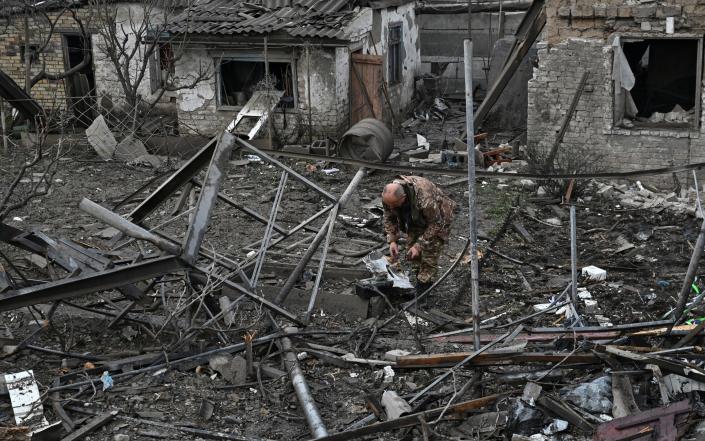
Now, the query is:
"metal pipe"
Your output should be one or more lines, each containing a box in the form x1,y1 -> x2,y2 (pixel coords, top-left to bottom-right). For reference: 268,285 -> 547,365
306,44 -> 313,144
570,205 -> 578,306
79,198 -> 181,255
274,168 -> 366,305
252,171 -> 288,287
281,326 -> 328,438
464,38 -> 481,350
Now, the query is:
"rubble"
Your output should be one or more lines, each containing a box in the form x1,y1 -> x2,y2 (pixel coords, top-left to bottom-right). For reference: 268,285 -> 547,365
4,48 -> 705,441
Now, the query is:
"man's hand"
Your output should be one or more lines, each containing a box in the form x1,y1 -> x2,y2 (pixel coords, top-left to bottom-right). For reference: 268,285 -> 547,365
406,244 -> 421,261
389,242 -> 399,262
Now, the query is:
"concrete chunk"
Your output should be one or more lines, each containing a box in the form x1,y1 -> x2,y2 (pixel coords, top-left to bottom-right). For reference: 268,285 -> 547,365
86,115 -> 117,161
115,135 -> 149,162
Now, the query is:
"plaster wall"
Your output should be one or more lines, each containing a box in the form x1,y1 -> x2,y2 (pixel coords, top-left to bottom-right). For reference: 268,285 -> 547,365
175,45 -> 344,141
92,2 -> 174,109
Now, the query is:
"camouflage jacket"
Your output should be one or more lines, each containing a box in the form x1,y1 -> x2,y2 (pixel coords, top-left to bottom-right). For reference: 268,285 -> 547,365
383,175 -> 456,250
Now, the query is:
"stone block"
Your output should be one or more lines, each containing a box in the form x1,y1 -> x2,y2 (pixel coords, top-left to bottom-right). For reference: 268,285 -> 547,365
557,6 -> 571,17
634,5 -> 657,18
641,21 -> 652,31
660,5 -> 683,17
617,6 -> 632,17
593,5 -> 606,17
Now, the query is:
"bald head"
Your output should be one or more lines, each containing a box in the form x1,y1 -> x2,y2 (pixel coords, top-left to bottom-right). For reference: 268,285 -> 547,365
382,182 -> 406,208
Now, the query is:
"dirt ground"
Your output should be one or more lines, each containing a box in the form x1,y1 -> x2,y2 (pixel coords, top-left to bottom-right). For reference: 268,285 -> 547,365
1,109 -> 704,440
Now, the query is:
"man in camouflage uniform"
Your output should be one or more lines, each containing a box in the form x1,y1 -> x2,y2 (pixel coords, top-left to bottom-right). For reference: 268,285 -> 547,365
382,175 -> 456,293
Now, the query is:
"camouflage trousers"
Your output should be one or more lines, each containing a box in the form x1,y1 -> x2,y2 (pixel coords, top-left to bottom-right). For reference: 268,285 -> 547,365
408,236 -> 445,284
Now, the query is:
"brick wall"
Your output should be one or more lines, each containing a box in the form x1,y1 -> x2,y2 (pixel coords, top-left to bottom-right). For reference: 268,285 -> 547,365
0,7 -> 94,112
528,0 -> 705,187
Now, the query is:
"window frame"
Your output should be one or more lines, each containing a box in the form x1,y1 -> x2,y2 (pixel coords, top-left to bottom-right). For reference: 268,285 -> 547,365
213,50 -> 298,112
149,42 -> 175,94
388,22 -> 403,85
613,34 -> 703,130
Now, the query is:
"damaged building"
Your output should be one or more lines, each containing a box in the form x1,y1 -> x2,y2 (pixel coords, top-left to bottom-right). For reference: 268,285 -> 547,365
165,0 -> 420,143
528,0 -> 705,185
0,0 -> 184,128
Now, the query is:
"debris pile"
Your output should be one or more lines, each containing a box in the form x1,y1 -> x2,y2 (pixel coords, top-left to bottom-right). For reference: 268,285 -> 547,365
2,129 -> 705,440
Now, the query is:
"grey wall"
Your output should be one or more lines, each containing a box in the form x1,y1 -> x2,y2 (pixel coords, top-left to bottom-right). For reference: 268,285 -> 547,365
417,11 -> 525,96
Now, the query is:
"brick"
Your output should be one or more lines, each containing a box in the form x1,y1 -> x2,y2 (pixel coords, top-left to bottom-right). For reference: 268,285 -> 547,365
617,6 -> 632,17
634,5 -> 657,18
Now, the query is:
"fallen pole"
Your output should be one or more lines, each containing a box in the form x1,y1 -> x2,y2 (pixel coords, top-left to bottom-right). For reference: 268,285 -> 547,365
79,198 -> 181,255
281,327 -> 328,439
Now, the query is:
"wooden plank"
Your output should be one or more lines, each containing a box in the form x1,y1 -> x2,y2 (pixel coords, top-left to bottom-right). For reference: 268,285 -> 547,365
396,352 -> 600,368
430,331 -> 621,344
351,53 -> 383,65
61,410 -> 118,441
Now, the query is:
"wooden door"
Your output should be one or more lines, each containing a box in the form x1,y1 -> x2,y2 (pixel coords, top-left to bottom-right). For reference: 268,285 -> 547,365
350,53 -> 383,124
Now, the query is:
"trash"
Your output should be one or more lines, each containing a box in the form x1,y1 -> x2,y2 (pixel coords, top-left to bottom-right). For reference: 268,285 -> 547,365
381,390 -> 411,420
245,154 -> 262,162
297,352 -> 309,361
383,366 -> 395,383
582,265 -> 607,281
416,134 -> 430,150
363,252 -> 413,289
5,370 -> 48,428
542,419 -> 568,435
101,371 -> 114,391
384,349 -> 411,361
507,400 -> 544,435
321,168 -> 339,175
404,311 -> 429,327
565,376 -> 612,414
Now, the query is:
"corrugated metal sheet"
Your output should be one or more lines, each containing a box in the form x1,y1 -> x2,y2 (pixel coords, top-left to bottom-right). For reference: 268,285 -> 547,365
167,0 -> 358,39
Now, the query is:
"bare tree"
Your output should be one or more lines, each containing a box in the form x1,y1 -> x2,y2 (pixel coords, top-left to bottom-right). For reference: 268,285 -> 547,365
89,0 -> 210,121
0,1 -> 87,219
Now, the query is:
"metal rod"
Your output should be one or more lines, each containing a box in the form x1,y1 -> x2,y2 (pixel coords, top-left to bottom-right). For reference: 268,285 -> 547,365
306,44 -> 313,144
275,168 -> 366,306
570,205 -> 578,306
235,137 -> 337,202
305,206 -> 339,321
252,171 -> 288,287
464,38 -> 481,351
280,327 -> 328,438
0,97 -> 7,155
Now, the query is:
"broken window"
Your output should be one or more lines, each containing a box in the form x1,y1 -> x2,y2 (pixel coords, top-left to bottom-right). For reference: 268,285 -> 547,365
614,37 -> 702,128
217,59 -> 295,109
388,23 -> 403,84
149,43 -> 175,93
